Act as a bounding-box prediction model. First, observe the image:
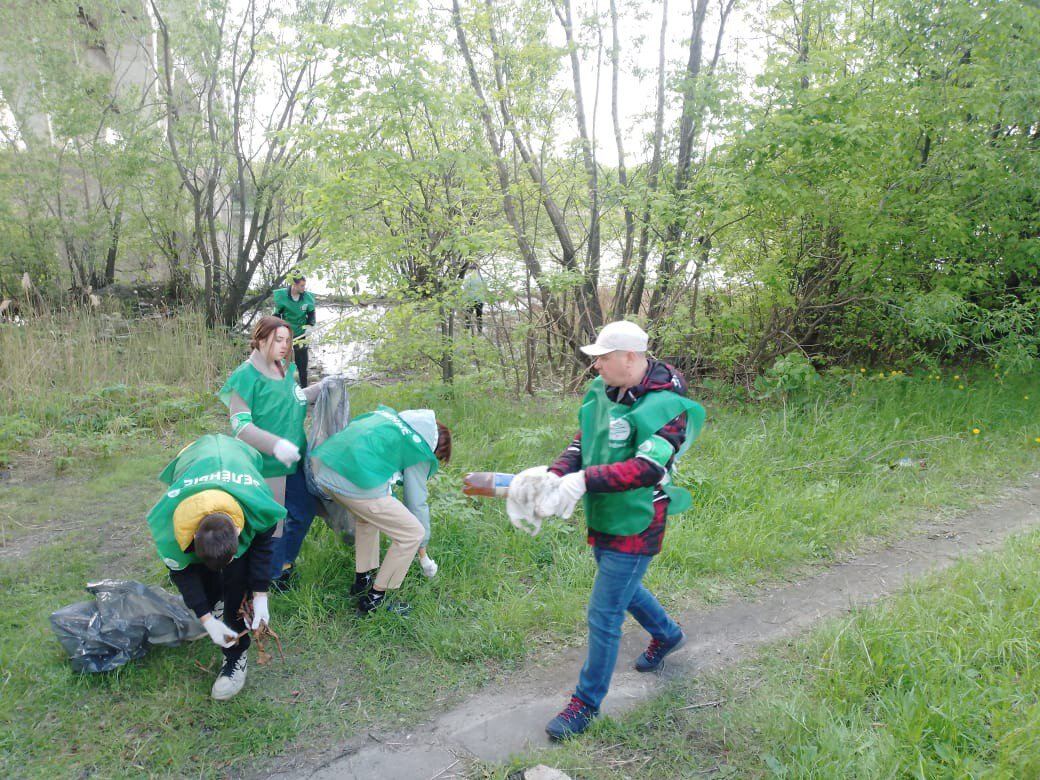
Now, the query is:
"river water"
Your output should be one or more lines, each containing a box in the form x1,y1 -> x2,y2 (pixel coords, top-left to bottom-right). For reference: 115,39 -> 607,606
305,302 -> 375,381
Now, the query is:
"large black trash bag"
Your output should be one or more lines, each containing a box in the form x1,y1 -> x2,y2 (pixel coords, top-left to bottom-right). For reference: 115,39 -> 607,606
49,579 -> 205,673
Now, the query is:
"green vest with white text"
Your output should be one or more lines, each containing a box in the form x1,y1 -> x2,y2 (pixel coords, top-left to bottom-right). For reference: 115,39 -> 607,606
146,435 -> 285,571
273,287 -> 316,341
579,377 -> 705,536
310,406 -> 438,489
217,361 -> 307,477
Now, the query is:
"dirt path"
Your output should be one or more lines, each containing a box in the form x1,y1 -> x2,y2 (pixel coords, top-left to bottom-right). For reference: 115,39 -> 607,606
265,474 -> 1040,780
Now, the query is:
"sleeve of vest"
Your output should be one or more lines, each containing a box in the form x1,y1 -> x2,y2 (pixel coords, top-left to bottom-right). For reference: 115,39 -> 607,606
168,566 -> 211,619
247,524 -> 276,593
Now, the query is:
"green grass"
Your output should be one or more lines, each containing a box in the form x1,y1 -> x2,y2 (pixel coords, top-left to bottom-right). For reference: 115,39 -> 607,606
1,312 -> 1038,776
493,530 -> 1040,778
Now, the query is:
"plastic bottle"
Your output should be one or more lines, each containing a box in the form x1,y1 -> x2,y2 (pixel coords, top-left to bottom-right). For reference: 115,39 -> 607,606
462,472 -> 514,498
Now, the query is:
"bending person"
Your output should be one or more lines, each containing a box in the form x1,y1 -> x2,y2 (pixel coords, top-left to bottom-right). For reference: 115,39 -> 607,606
146,434 -> 285,700
310,406 -> 452,616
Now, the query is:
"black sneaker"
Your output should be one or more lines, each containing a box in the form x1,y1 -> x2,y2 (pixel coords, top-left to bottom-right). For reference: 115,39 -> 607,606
545,695 -> 598,741
270,565 -> 296,593
356,590 -> 410,617
634,630 -> 687,672
349,570 -> 375,600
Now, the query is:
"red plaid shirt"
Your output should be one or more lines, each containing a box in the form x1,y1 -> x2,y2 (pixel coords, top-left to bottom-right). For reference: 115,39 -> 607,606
548,360 -> 690,556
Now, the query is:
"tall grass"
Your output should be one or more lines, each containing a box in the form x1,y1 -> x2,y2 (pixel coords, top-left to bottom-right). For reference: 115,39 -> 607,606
0,309 -> 241,464
2,307 -> 240,398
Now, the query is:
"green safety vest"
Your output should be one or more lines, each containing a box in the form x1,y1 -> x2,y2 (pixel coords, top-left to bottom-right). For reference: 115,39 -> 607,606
579,377 -> 705,536
146,435 -> 285,571
311,405 -> 438,489
217,361 -> 308,477
272,287 -> 316,341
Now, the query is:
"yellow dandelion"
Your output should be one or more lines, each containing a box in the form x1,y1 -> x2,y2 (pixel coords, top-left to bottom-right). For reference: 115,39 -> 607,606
972,428 -> 980,435
879,372 -> 885,378
959,384 -> 965,390
1026,396 -> 1031,401
1035,437 -> 1040,444
954,374 -> 959,380
860,367 -> 866,373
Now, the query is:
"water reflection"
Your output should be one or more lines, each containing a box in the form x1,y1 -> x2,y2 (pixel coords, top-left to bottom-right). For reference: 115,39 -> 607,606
306,303 -> 375,381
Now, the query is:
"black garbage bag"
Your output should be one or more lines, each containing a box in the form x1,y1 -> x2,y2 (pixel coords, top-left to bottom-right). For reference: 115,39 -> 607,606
49,579 -> 205,673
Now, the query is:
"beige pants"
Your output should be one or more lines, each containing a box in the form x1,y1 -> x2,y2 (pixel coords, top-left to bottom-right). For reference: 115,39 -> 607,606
331,494 -> 424,591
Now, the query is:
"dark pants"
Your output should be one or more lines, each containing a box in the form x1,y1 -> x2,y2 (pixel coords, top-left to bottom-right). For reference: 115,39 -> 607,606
270,466 -> 318,577
197,557 -> 252,659
293,345 -> 309,387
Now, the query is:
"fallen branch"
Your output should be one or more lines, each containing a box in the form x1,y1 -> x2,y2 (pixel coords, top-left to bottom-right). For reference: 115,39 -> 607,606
238,597 -> 286,665
680,698 -> 726,710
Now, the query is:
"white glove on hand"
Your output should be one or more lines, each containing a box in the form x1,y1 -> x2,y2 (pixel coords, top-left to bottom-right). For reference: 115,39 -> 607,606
506,466 -> 559,536
249,592 -> 269,631
202,615 -> 238,648
273,438 -> 301,468
537,470 -> 587,519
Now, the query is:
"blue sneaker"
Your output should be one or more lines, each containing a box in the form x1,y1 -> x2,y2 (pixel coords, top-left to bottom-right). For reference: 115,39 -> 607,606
545,696 -> 598,741
634,630 -> 687,672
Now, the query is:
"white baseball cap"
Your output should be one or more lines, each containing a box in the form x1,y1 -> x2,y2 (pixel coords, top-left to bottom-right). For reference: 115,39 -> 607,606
580,321 -> 649,356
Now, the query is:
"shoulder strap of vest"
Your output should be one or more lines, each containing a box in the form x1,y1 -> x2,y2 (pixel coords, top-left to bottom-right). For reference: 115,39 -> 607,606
630,391 -> 704,441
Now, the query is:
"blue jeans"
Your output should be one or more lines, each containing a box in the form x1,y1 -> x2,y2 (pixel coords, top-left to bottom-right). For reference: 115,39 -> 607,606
270,466 -> 317,578
575,547 -> 682,710
270,511 -> 315,578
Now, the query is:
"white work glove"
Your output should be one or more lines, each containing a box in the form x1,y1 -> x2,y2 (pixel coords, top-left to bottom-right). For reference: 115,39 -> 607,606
202,615 -> 238,648
272,438 -> 301,468
249,592 -> 269,631
537,470 -> 587,519
506,466 -> 559,536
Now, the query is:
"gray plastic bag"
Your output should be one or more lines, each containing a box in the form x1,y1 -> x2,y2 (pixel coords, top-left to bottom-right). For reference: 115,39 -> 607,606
50,579 -> 205,673
305,375 -> 356,544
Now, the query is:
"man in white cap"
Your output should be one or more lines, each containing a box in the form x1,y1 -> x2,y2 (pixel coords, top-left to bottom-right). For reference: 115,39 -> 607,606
510,320 -> 705,740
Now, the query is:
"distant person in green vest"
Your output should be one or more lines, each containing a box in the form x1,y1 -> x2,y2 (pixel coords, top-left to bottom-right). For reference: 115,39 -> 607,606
146,434 -> 286,700
272,269 -> 317,386
310,407 -> 453,616
508,320 -> 705,741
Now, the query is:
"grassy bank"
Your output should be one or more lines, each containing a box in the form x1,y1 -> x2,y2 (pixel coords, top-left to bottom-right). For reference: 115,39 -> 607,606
499,529 -> 1040,777
1,313 -> 1038,776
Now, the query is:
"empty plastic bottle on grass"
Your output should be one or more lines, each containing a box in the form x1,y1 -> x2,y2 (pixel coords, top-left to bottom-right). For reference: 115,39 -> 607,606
462,472 -> 514,497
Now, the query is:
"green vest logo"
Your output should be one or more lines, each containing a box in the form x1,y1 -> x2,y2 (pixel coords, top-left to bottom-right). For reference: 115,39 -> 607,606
609,417 -> 631,446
